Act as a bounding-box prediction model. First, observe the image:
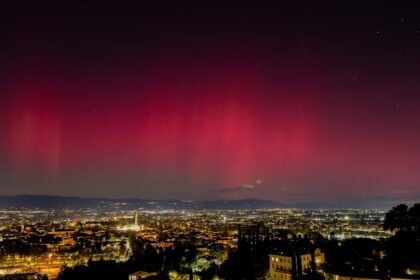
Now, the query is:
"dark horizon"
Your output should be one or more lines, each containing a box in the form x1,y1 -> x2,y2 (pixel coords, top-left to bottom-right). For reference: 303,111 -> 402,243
1,1 -> 420,203
0,194 -> 417,210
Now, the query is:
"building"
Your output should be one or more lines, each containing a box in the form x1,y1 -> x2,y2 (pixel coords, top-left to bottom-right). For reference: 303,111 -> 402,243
333,275 -> 420,280
269,252 -> 312,280
118,213 -> 141,232
269,254 -> 294,280
313,248 -> 325,269
334,277 -> 381,280
128,271 -> 158,280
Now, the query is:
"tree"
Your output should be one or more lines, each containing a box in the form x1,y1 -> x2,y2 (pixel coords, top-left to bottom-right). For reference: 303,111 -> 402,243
383,204 -> 409,232
384,203 -> 420,236
408,203 -> 420,234
382,203 -> 420,273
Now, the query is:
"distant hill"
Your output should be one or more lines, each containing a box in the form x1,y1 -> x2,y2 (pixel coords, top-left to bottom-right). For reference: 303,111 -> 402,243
0,195 -> 285,210
0,195 -> 414,210
0,195 -> 100,209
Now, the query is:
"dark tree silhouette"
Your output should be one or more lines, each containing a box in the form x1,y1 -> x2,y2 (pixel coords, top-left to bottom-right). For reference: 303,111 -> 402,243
409,203 -> 420,234
383,204 -> 409,232
384,203 -> 420,235
382,203 -> 420,273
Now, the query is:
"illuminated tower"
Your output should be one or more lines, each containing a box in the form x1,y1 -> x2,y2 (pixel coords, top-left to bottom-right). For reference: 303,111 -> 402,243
134,213 -> 138,225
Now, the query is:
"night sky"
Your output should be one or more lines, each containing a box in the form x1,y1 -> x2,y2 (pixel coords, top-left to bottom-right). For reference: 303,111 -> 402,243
1,1 -> 420,203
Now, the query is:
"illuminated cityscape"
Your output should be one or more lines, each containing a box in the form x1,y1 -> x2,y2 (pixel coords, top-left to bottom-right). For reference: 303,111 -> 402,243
0,201 -> 419,279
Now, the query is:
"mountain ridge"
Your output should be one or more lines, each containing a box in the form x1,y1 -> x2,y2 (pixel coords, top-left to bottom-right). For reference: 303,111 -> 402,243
0,195 -> 413,210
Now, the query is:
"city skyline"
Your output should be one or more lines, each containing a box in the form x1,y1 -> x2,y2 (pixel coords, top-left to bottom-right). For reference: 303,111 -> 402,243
1,2 -> 420,204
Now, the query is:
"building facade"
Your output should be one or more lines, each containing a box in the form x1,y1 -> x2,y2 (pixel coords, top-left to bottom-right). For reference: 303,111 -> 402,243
269,253 -> 314,280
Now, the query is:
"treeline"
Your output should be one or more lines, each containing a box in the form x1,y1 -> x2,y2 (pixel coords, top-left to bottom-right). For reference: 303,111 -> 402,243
384,203 -> 420,234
